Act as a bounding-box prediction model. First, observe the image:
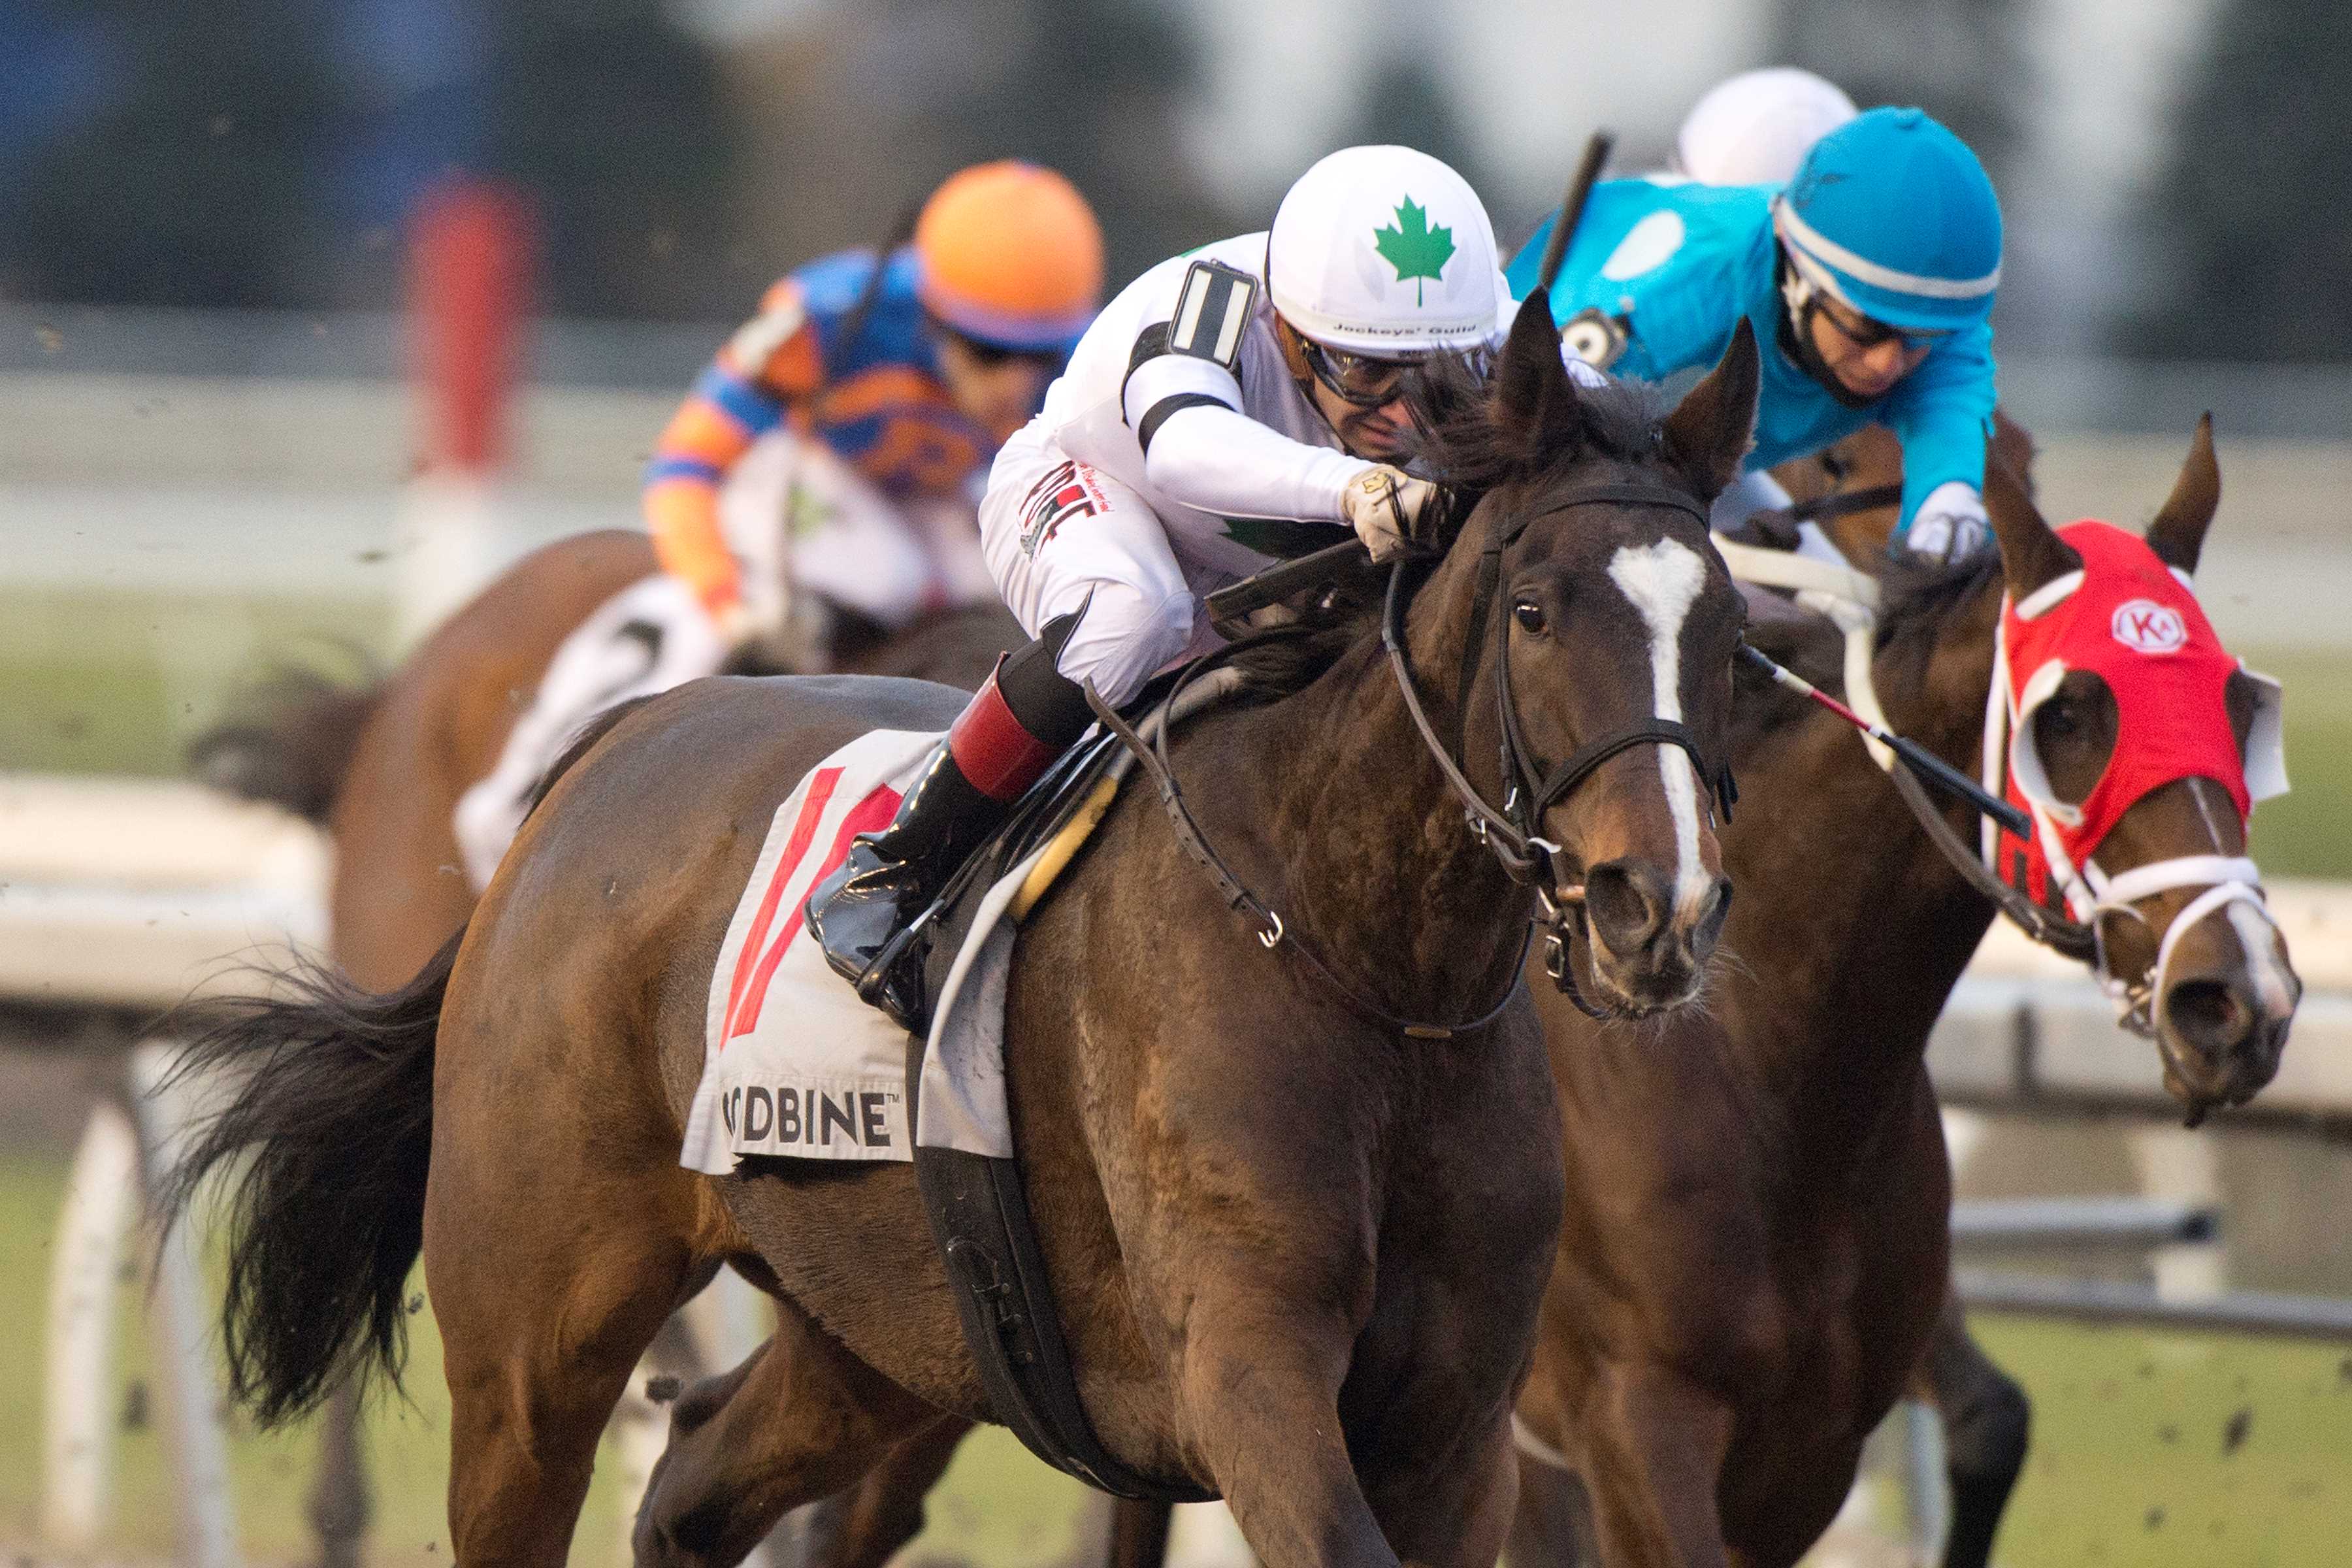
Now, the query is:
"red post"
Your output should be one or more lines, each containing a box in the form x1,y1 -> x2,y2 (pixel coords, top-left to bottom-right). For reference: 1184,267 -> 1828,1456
408,179 -> 532,476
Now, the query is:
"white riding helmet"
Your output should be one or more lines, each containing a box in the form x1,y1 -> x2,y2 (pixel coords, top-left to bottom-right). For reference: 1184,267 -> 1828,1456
1267,144 -> 1501,357
1675,67 -> 1858,188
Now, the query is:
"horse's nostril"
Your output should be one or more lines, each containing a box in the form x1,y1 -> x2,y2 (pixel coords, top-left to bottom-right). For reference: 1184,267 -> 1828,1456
2163,977 -> 2254,1058
1587,860 -> 1669,956
1691,876 -> 1733,956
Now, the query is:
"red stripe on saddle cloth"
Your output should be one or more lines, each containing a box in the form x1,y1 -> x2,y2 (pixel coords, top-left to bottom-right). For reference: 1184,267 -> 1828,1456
721,766 -> 843,1043
728,783 -> 904,1039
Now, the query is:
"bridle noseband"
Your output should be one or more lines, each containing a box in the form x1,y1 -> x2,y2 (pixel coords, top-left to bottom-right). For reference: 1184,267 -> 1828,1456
1384,480 -> 1737,1016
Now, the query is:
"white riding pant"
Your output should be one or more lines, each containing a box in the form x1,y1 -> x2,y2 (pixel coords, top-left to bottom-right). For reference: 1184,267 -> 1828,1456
723,428 -> 996,638
452,573 -> 725,891
978,423 -> 1228,706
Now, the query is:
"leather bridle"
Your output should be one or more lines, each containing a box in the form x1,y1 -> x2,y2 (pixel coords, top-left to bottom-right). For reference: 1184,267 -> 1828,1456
1383,480 -> 1737,1017
1099,478 -> 1736,1034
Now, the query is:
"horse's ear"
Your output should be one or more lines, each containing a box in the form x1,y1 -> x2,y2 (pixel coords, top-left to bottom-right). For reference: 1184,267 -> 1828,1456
2146,413 -> 2220,576
1984,444 -> 2080,597
1494,288 -> 1582,457
1659,318 -> 1759,498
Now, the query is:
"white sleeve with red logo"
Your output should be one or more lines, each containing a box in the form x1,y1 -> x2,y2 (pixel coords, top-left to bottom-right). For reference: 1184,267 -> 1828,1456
1045,234 -> 1370,554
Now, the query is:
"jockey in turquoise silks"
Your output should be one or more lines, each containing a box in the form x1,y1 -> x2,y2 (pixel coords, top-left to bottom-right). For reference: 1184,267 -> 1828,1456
1509,106 -> 2002,560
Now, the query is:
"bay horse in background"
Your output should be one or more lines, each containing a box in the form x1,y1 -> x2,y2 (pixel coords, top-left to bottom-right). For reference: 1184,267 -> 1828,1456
1509,420 -> 2298,1567
196,530 -> 1016,993
186,529 -> 1015,1567
163,301 -> 1759,1568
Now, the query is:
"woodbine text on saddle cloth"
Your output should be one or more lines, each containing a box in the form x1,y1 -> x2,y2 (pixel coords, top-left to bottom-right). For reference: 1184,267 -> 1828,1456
679,727 -> 1021,1169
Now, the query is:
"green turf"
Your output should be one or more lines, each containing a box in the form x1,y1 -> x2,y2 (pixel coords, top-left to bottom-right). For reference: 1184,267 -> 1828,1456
2236,647 -> 2352,879
0,588 -> 387,777
1974,1312 -> 2352,1567
5,1143 -> 2352,1565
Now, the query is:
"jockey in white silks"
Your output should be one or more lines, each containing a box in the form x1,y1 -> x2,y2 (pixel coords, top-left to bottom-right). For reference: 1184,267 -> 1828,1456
806,145 -> 1533,1021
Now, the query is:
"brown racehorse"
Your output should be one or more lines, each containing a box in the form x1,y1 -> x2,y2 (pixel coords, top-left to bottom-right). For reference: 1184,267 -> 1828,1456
760,417 -> 2057,1568
198,530 -> 1017,993
165,305 -> 1759,1568
165,302 -> 1762,1568
1507,420 -> 2299,1567
189,529 -> 1017,1565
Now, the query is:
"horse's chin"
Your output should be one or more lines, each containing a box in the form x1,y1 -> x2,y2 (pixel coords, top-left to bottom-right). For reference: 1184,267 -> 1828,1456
1577,945 -> 1710,1020
2159,1024 -> 2286,1126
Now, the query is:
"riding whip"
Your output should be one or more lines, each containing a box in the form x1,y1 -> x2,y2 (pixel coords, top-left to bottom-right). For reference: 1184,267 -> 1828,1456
1533,131 -> 1616,295
1735,642 -> 2031,837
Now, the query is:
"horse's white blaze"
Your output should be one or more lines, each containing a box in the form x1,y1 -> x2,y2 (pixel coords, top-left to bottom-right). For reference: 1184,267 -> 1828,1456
2227,900 -> 2298,1021
1607,538 -> 1711,913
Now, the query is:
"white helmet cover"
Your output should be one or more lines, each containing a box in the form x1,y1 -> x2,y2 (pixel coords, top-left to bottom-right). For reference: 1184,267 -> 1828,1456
1676,67 -> 1859,188
1267,144 -> 1501,357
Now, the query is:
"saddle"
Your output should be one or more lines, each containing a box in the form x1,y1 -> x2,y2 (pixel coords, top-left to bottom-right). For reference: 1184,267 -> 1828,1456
897,672 -> 1224,1504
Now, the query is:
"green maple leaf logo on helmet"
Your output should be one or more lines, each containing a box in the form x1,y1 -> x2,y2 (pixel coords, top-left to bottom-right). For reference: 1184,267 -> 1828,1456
1373,196 -> 1454,306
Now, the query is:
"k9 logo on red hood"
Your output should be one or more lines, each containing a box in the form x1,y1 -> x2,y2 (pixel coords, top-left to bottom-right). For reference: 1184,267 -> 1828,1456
2111,598 -> 2187,655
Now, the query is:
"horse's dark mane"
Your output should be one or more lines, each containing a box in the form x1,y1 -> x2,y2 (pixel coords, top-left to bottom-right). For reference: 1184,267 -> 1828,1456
1873,545 -> 2005,678
1226,357 -> 1678,700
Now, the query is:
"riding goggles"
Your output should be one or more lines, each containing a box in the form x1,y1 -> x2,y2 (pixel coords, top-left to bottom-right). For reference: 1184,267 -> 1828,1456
1299,337 -> 1428,407
1786,252 -> 1955,353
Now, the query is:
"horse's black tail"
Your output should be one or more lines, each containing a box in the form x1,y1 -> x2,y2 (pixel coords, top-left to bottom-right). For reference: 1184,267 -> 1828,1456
187,664 -> 382,826
158,929 -> 458,1428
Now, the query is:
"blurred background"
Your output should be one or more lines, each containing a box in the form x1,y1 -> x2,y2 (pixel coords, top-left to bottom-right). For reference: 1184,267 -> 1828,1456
2,1 -> 2349,1566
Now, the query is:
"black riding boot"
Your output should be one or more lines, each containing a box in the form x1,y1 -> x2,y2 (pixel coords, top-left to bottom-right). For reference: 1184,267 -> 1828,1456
805,740 -> 1007,1021
806,608 -> 1096,1025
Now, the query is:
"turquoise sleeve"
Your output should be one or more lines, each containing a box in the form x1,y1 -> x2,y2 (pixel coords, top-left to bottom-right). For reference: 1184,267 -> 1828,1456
1886,323 -> 1997,531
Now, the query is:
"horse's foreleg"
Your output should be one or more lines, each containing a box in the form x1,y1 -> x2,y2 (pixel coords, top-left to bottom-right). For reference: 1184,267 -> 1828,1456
1362,1414 -> 1523,1568
1177,1296 -> 1394,1568
1920,1296 -> 2029,1568
1576,1365 -> 1736,1568
634,1296 -> 947,1568
1506,1437 -> 1601,1566
1107,1499 -> 1174,1568
764,1415 -> 972,1568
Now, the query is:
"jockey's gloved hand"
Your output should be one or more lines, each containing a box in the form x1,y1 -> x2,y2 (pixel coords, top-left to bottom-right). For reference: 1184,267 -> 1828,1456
1342,466 -> 1437,563
1904,480 -> 1991,564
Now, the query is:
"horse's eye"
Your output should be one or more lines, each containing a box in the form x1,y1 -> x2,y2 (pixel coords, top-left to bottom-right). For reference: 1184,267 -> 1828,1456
1514,600 -> 1547,634
2040,702 -> 2078,740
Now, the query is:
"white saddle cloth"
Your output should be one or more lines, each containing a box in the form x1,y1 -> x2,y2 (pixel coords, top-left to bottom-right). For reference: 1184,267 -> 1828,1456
678,727 -> 1034,1171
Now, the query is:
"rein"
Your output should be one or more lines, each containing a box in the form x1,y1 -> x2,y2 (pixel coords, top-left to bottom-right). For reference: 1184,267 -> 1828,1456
1087,638 -> 1533,1041
1719,538 -> 2286,1024
1788,482 -> 1903,525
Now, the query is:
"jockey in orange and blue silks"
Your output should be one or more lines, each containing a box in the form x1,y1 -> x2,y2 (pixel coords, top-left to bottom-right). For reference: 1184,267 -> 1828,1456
1511,106 -> 2002,562
642,161 -> 1105,654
